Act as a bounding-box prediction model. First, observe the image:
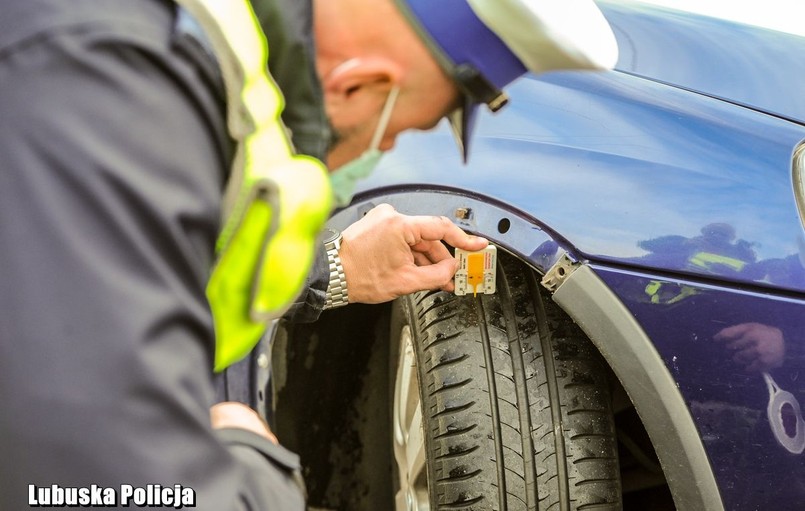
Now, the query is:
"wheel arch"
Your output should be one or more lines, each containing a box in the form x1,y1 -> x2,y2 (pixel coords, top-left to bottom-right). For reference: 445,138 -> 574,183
330,188 -> 725,511
549,261 -> 724,511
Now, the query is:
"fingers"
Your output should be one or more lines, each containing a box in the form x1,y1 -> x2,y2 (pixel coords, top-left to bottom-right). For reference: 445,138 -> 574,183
710,322 -> 786,373
210,402 -> 278,444
732,348 -> 757,365
412,251 -> 432,266
744,360 -> 763,373
402,258 -> 457,293
405,214 -> 488,250
368,203 -> 488,250
726,336 -> 756,351
713,322 -> 755,342
411,239 -> 454,265
347,204 -> 489,301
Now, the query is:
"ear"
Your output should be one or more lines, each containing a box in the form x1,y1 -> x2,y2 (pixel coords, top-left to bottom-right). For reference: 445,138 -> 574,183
321,57 -> 402,126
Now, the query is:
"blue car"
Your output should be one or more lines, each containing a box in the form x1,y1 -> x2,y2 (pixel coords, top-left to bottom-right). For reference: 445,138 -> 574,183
274,2 -> 805,510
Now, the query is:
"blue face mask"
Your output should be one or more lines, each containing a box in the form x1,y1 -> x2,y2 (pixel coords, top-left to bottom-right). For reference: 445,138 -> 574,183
330,86 -> 400,207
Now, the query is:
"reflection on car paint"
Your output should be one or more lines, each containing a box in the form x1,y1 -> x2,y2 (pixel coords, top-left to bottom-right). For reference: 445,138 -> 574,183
365,71 -> 805,294
764,372 -> 805,455
597,265 -> 805,510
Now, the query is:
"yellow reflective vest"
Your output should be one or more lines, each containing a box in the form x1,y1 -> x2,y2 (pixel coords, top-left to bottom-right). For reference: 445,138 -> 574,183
175,0 -> 332,371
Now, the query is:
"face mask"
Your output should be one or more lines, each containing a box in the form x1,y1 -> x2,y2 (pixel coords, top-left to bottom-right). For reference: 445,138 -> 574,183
330,86 -> 400,207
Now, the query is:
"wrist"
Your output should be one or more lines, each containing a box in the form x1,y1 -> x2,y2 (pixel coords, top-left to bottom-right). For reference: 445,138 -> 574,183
323,228 -> 349,309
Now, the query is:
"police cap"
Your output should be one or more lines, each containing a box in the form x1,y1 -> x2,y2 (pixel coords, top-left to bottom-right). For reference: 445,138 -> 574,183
393,0 -> 619,160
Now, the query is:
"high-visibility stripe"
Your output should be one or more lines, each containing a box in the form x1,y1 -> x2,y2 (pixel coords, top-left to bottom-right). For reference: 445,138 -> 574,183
644,280 -> 699,305
175,0 -> 332,371
689,251 -> 746,272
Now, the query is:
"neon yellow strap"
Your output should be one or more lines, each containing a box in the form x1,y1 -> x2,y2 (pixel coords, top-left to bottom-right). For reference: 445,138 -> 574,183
176,0 -> 332,371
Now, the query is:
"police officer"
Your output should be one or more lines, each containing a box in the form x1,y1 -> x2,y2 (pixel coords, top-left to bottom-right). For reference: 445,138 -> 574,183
0,1 -> 617,510
266,0 -> 621,318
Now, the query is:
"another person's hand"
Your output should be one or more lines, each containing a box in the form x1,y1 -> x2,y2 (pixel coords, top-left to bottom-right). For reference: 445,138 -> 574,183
340,203 -> 488,304
210,402 -> 278,444
713,322 -> 785,373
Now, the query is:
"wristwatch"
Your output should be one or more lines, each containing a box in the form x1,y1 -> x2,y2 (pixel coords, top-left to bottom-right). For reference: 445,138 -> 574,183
323,228 -> 349,309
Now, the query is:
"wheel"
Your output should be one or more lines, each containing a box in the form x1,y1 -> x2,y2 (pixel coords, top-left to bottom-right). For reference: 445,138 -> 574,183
390,252 -> 622,510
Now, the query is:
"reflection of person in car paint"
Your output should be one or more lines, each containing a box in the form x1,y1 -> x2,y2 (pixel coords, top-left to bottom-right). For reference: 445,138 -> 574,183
638,222 -> 757,276
713,322 -> 785,373
638,222 -> 805,289
625,224 -> 805,505
713,322 -> 805,454
699,320 -> 805,505
623,223 -> 757,308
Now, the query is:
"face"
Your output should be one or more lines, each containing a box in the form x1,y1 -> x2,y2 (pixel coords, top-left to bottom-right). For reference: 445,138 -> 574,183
325,79 -> 460,169
313,0 -> 461,170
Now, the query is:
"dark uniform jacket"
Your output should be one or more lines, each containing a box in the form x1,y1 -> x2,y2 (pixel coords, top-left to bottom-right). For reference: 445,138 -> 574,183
0,0 -> 311,508
256,0 -> 332,324
214,0 -> 335,413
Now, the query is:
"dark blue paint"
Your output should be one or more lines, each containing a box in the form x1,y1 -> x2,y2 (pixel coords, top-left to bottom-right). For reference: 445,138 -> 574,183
600,1 -> 805,125
361,70 -> 805,293
595,265 -> 805,511
349,1 -> 805,507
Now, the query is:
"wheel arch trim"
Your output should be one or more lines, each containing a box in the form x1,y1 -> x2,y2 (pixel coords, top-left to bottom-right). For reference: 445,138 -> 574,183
330,188 -> 724,509
553,263 -> 724,511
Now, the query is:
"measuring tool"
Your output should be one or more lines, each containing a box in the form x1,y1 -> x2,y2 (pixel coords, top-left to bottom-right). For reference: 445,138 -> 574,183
454,246 -> 497,296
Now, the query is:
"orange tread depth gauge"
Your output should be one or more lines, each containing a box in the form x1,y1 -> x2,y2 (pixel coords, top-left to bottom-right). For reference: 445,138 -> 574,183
454,246 -> 497,296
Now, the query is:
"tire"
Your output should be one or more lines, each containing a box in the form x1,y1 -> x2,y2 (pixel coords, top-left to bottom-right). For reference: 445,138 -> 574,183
391,252 -> 622,511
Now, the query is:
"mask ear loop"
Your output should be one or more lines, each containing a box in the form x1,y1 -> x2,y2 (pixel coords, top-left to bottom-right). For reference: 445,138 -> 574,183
369,86 -> 401,151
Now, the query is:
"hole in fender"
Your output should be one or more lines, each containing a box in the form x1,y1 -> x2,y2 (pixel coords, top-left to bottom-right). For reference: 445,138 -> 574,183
497,218 -> 511,234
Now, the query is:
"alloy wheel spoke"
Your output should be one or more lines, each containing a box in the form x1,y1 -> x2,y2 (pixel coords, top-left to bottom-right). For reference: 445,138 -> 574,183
393,325 -> 429,511
407,405 -> 426,483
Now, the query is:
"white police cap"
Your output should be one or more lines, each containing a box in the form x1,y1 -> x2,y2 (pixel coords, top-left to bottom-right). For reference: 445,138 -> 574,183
393,0 -> 619,160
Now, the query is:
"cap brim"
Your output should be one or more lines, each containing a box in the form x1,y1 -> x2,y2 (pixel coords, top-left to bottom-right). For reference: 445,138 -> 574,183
448,97 -> 480,163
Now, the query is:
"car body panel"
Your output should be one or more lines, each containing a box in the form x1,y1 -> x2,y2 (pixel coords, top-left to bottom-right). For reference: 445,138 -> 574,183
601,1 -> 805,126
358,71 -> 805,294
552,263 -> 725,511
594,265 -> 805,511
337,2 -> 805,508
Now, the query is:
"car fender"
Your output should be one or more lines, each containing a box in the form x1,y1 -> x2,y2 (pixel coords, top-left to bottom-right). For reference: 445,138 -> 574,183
328,189 -> 723,511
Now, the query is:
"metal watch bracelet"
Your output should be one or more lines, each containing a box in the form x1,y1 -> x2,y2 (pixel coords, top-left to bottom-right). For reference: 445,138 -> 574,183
323,231 -> 349,309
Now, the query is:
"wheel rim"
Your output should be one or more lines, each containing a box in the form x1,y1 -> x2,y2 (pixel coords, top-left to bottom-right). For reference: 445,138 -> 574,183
393,325 -> 429,511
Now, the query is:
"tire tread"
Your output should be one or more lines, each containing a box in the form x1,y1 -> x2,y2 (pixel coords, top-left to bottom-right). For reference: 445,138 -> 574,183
403,252 -> 621,511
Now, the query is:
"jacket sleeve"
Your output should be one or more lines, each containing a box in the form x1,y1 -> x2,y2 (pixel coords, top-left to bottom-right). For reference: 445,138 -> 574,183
282,244 -> 329,323
248,0 -> 331,325
0,3 -> 302,509
252,0 -> 331,162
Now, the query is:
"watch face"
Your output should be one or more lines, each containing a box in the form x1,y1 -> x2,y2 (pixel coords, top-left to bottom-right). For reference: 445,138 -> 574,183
322,227 -> 341,244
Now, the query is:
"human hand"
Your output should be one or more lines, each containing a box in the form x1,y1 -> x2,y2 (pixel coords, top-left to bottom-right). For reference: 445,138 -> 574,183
339,204 -> 488,304
210,402 -> 278,444
713,322 -> 785,373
